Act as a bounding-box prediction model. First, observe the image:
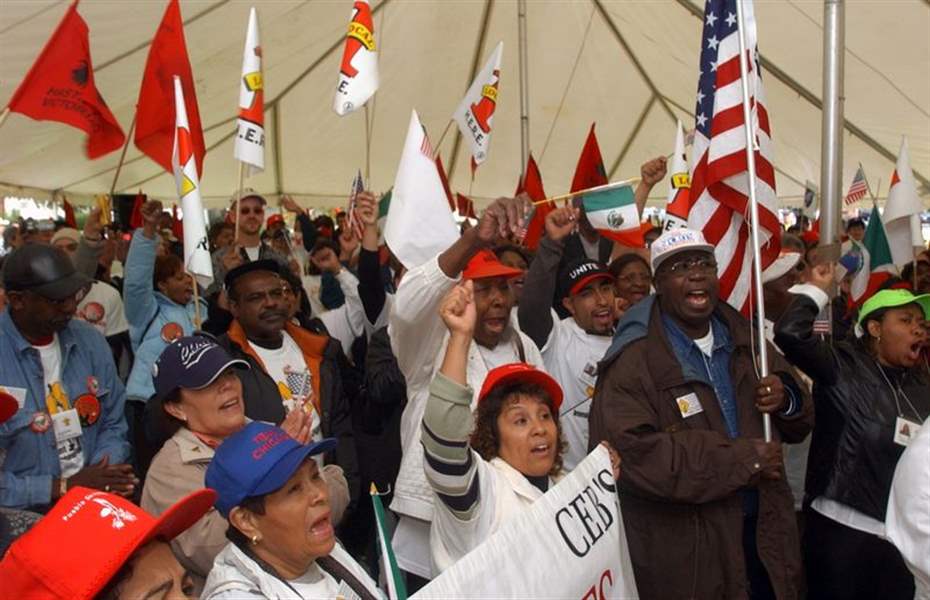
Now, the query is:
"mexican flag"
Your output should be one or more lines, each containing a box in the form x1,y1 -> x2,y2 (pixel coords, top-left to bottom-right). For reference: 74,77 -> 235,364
884,137 -> 923,268
849,204 -> 896,305
371,484 -> 407,600
581,182 -> 639,244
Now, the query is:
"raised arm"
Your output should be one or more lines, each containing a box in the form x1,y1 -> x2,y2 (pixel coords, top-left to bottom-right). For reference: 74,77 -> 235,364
355,192 -> 388,325
634,156 -> 667,217
75,207 -> 106,278
281,195 -> 318,253
518,206 -> 578,349
122,201 -> 163,327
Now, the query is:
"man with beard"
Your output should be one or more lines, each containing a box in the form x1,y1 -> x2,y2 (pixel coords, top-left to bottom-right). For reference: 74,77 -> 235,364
215,260 -> 362,553
0,244 -> 135,511
589,228 -> 813,600
518,205 -> 619,470
388,195 -> 546,584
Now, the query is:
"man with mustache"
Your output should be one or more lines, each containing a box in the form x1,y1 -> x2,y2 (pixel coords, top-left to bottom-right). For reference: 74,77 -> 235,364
517,205 -> 619,470
215,260 -> 361,553
589,228 -> 813,600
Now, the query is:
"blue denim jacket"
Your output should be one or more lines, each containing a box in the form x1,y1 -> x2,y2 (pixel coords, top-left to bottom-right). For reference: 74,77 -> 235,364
0,309 -> 130,509
124,229 -> 206,402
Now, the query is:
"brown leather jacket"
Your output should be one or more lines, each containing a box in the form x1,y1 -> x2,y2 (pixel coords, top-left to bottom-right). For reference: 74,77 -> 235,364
589,297 -> 813,600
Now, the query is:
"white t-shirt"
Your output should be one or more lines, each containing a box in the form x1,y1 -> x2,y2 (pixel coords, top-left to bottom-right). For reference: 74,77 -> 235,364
251,332 -> 321,441
540,314 -> 612,470
77,281 -> 129,337
244,246 -> 260,262
694,328 -> 714,357
34,335 -> 85,478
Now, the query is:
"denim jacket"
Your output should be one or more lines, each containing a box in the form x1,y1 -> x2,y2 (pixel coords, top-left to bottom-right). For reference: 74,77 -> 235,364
124,229 -> 206,402
0,310 -> 130,509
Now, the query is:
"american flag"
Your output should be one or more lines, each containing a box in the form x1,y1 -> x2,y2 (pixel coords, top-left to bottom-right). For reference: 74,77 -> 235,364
687,0 -> 780,314
843,166 -> 869,205
346,170 -> 365,240
420,125 -> 433,158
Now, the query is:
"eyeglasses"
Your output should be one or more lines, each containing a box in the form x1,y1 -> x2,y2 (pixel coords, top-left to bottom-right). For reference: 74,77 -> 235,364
664,256 -> 718,275
239,207 -> 264,215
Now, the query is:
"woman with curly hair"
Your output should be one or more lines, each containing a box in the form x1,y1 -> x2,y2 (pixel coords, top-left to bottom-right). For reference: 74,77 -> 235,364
421,281 -> 619,575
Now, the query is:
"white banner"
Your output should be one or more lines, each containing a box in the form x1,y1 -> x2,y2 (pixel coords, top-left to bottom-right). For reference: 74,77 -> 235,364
412,446 -> 638,600
333,0 -> 379,116
452,41 -> 502,169
234,7 -> 264,175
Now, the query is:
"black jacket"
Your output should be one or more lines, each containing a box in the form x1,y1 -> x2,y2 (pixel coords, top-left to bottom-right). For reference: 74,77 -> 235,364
774,293 -> 930,520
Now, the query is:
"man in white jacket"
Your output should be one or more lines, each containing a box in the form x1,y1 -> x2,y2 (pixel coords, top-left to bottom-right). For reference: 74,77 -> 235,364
388,195 -> 546,582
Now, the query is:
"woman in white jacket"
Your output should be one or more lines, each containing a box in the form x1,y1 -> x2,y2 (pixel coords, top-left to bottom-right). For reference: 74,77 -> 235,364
422,281 -> 620,574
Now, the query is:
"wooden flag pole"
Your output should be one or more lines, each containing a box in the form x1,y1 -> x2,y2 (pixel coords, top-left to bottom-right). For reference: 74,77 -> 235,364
432,119 -> 454,158
364,103 -> 372,188
530,177 -> 642,206
188,272 -> 203,330
109,115 -> 137,195
234,161 -> 245,241
0,107 -> 10,129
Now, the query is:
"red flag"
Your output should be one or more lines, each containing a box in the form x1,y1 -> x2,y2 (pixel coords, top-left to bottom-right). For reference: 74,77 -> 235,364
171,204 -> 183,240
515,154 -> 552,250
571,124 -> 644,248
455,193 -> 477,220
435,156 -> 456,212
6,2 -> 125,158
62,197 -> 77,228
129,191 -> 146,229
135,0 -> 205,177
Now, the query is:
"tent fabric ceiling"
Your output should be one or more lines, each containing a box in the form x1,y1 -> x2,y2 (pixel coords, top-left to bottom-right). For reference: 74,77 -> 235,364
0,0 -> 928,210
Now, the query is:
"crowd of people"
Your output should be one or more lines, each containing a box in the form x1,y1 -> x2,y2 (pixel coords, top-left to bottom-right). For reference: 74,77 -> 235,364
0,158 -> 928,599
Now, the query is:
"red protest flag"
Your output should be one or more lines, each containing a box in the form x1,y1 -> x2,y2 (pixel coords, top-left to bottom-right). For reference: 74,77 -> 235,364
6,2 -> 125,158
171,204 -> 184,240
135,0 -> 205,177
435,155 -> 456,212
129,191 -> 146,229
515,154 -> 552,250
570,123 -> 644,248
455,193 -> 477,220
62,197 -> 77,228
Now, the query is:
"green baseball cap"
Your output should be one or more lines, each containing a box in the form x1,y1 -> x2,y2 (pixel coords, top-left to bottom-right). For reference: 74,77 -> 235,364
858,289 -> 930,325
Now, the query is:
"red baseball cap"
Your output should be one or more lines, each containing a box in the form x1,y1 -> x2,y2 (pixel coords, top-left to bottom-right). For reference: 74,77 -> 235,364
463,249 -> 524,281
478,363 -> 564,411
0,487 -> 216,599
266,213 -> 284,228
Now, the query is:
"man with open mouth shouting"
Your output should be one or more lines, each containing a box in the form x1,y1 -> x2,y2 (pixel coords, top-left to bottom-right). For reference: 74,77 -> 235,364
589,227 -> 813,600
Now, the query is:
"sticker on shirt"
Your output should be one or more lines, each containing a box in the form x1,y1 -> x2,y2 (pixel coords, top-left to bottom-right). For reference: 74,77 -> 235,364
30,411 -> 51,433
79,302 -> 106,330
74,394 -> 101,427
86,376 -> 100,396
676,392 -> 704,419
893,417 -> 921,447
160,322 -> 183,343
45,382 -> 70,415
52,408 -> 83,443
0,386 -> 27,409
278,366 -> 313,412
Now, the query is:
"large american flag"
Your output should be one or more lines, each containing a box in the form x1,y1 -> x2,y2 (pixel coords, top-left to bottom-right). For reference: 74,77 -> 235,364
687,0 -> 780,313
843,165 -> 869,205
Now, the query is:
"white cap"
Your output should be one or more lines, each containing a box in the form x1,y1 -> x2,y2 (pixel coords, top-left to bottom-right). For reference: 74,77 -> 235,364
762,251 -> 802,284
650,228 -> 714,271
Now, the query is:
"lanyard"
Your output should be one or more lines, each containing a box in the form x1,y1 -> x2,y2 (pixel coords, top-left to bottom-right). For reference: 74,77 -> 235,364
874,360 -> 926,422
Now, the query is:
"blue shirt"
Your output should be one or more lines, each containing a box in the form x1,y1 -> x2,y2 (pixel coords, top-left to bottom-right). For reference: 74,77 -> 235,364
0,309 -> 130,509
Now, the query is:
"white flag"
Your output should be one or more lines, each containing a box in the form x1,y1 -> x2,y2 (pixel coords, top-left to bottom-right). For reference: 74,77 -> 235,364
333,0 -> 379,116
383,110 -> 459,270
884,137 -> 923,268
234,7 -> 264,176
663,119 -> 691,231
452,41 -> 502,172
172,76 -> 213,288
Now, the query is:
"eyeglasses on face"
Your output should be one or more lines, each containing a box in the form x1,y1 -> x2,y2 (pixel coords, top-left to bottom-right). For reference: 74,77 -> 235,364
665,256 -> 718,275
239,206 -> 265,215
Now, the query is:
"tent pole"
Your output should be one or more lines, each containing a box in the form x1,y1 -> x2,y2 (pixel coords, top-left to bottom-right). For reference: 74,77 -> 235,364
517,0 -> 530,177
109,115 -> 136,195
820,0 -> 845,250
433,120 -> 454,158
734,0 -> 771,443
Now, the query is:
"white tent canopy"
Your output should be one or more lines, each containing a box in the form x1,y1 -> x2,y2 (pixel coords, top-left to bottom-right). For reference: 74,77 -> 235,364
1,0 -> 928,210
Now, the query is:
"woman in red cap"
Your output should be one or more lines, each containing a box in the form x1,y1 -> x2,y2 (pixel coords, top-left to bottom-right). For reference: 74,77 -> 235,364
421,281 -> 620,574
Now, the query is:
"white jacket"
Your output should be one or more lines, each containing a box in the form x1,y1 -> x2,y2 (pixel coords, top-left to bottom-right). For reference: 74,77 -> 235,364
201,542 -> 382,600
388,255 -> 545,522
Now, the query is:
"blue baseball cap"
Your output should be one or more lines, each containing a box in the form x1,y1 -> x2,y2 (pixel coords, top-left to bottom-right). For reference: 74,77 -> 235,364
152,336 -> 249,402
206,422 -> 337,517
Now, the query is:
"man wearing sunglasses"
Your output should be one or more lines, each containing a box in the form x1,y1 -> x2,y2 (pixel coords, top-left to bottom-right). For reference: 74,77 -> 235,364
0,244 -> 135,512
589,228 -> 813,600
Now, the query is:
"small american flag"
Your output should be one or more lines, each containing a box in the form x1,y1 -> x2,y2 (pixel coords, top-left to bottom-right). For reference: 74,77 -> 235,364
346,170 -> 365,240
843,166 -> 869,206
420,125 -> 433,158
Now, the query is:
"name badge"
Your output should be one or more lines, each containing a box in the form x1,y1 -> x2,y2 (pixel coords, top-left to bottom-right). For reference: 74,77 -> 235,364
893,416 -> 921,447
676,393 -> 704,419
335,579 -> 362,600
51,409 -> 83,443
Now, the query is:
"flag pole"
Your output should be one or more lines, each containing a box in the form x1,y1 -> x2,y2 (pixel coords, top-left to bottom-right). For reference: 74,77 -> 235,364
734,0 -> 772,442
235,161 -> 245,242
531,177 -> 642,206
109,115 -> 137,195
432,119 -> 454,158
0,107 -> 10,129
188,272 -> 202,330
364,103 -> 372,187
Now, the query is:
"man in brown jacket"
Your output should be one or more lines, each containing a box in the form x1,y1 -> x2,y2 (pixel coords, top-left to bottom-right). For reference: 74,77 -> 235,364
589,229 -> 813,600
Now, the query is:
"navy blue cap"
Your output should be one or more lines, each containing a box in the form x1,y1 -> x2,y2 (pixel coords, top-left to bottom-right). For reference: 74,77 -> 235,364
206,422 -> 337,517
152,336 -> 249,401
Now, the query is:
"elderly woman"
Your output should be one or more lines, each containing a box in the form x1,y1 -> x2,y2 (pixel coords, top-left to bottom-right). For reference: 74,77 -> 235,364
422,281 -> 619,574
608,253 -> 652,312
775,265 -> 930,600
141,336 -> 347,585
201,422 -> 381,599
